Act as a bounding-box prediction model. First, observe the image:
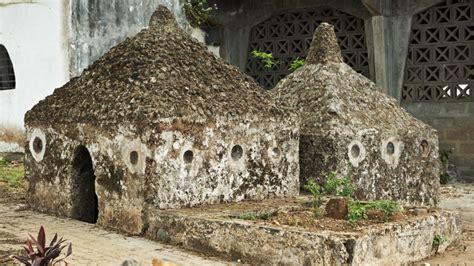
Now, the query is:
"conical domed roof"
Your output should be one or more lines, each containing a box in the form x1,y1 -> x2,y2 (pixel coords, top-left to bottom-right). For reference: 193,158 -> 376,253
25,6 -> 289,130
272,23 -> 434,137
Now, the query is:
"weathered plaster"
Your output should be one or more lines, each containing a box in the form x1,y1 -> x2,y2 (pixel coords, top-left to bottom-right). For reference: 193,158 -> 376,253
147,205 -> 461,265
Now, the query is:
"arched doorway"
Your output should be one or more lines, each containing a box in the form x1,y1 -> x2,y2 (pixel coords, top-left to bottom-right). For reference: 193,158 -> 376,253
71,145 -> 98,223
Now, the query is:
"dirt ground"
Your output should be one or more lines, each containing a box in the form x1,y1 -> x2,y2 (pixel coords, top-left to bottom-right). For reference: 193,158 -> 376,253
418,183 -> 474,265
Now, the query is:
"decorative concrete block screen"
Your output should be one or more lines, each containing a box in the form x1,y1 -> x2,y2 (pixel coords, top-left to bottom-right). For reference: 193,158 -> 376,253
245,7 -> 369,89
402,0 -> 473,102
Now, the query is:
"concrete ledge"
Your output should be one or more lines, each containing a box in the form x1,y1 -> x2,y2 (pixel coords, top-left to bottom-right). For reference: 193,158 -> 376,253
146,200 -> 461,265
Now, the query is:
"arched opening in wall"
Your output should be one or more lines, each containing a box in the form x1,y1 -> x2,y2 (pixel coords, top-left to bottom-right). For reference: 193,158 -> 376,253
402,0 -> 473,102
246,7 -> 369,89
71,145 -> 98,223
0,45 -> 15,90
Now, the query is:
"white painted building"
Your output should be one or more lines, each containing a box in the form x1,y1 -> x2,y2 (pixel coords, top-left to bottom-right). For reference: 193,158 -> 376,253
0,0 -> 69,128
0,0 -> 197,129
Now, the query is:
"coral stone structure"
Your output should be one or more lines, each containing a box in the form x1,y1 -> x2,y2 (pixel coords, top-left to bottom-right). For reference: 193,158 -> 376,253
272,23 -> 440,205
24,6 -> 299,234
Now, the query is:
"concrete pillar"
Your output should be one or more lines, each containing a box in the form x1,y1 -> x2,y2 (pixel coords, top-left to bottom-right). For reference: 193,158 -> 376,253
365,15 -> 412,100
220,26 -> 251,71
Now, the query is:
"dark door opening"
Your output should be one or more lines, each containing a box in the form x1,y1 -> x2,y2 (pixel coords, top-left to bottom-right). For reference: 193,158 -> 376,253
71,145 -> 98,223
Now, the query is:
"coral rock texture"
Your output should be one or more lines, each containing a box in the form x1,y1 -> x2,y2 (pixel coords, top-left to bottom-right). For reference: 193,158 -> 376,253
24,6 -> 299,234
272,23 -> 440,205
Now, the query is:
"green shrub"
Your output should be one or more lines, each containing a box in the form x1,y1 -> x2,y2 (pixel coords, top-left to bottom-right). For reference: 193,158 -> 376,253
289,57 -> 305,71
0,157 -> 24,188
250,50 -> 278,69
0,157 -> 7,166
323,164 -> 353,197
304,180 -> 323,217
323,171 -> 353,197
439,150 -> 453,184
238,213 -> 257,221
238,211 -> 274,221
347,200 -> 401,225
432,234 -> 446,254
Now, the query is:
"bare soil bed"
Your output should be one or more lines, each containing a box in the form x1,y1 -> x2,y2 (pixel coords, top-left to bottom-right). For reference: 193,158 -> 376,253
248,206 -> 418,232
194,194 -> 432,233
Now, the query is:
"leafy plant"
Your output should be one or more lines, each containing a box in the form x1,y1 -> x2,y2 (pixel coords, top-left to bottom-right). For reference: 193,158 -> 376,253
183,0 -> 217,27
289,57 -> 305,71
304,180 -> 323,217
347,201 -> 367,224
439,150 -> 453,184
323,164 -> 353,197
432,234 -> 446,254
440,172 -> 451,185
347,200 -> 401,225
238,212 -> 257,221
0,156 -> 7,166
251,50 -> 278,69
440,150 -> 451,167
1,225 -> 72,265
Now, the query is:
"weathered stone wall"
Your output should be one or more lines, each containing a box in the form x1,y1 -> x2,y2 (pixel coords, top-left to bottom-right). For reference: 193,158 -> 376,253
25,114 -> 299,234
272,23 -> 440,206
147,209 -> 461,265
403,102 -> 474,181
69,0 -> 188,77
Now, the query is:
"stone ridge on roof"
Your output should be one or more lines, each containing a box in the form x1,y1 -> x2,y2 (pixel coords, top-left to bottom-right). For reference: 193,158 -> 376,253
272,23 -> 435,136
25,6 -> 290,128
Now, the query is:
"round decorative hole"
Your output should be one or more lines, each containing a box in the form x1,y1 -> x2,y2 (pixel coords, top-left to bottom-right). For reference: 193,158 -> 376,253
386,142 -> 395,155
32,137 -> 43,153
130,151 -> 139,165
231,145 -> 243,161
183,150 -> 194,163
351,144 -> 360,158
271,147 -> 281,158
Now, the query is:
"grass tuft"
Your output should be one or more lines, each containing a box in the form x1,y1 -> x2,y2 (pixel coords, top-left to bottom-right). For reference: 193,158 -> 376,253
0,157 -> 24,188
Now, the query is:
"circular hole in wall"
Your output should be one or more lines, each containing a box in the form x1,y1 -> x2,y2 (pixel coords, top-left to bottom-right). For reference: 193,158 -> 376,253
130,151 -> 139,165
32,137 -> 43,153
183,150 -> 194,163
351,144 -> 360,158
231,145 -> 243,161
386,142 -> 395,155
271,147 -> 281,158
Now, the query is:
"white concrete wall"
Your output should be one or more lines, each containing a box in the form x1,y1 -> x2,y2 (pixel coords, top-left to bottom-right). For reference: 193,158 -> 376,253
191,27 -> 220,57
0,0 -> 69,128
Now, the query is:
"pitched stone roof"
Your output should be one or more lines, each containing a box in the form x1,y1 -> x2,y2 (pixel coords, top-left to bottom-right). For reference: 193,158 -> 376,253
25,6 -> 290,129
272,23 -> 434,137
